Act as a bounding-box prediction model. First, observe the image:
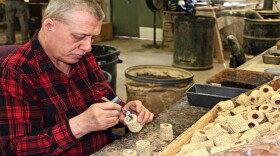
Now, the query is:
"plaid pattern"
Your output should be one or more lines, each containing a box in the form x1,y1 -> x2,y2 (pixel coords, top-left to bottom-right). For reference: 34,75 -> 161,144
0,33 -> 122,155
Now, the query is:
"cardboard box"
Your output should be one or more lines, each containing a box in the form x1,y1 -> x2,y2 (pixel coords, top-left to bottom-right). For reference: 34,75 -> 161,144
95,22 -> 113,42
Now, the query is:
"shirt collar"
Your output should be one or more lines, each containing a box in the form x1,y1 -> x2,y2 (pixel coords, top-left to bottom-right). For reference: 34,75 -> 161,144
30,32 -> 55,73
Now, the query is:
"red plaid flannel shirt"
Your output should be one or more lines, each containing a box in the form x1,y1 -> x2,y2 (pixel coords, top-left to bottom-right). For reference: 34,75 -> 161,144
0,34 -> 123,155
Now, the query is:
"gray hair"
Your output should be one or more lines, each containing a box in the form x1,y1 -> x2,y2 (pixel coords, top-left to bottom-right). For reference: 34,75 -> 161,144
43,0 -> 105,23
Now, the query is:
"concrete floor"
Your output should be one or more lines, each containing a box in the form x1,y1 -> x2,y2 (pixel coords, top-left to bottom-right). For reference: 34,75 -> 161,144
0,29 -> 231,102
95,38 -> 230,102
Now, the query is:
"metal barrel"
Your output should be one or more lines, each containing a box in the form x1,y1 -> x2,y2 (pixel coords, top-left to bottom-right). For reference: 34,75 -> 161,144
173,15 -> 216,70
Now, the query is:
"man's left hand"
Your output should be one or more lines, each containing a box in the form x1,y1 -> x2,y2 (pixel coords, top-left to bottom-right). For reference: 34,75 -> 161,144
120,100 -> 154,125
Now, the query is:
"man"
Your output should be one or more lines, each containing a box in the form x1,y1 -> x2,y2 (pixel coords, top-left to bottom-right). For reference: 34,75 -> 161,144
0,0 -> 154,155
4,0 -> 29,45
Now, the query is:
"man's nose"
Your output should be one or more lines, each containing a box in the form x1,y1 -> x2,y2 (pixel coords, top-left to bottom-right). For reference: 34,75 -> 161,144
80,38 -> 92,52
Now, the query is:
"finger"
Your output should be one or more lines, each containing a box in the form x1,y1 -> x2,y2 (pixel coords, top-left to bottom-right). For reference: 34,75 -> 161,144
145,112 -> 154,124
89,106 -> 120,120
103,116 -> 119,124
97,118 -> 119,130
133,100 -> 143,113
97,109 -> 121,120
125,100 -> 141,113
108,118 -> 120,128
106,109 -> 121,118
136,107 -> 146,123
140,111 -> 149,125
99,102 -> 122,111
118,113 -> 126,124
111,119 -> 120,127
140,110 -> 152,125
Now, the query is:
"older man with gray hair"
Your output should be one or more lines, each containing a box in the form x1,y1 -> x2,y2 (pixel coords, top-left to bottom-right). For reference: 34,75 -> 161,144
0,0 -> 154,155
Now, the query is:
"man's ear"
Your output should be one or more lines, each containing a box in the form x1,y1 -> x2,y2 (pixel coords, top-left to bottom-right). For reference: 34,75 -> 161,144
42,18 -> 55,33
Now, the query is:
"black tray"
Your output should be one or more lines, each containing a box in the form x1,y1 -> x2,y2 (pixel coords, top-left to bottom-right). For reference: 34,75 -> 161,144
186,84 -> 249,108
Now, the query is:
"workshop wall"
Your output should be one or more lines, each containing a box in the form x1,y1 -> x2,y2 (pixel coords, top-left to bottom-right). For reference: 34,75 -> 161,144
112,0 -> 162,38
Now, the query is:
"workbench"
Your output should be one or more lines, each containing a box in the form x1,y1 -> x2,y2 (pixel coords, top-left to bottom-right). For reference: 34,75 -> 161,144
92,96 -> 209,156
93,44 -> 280,155
238,45 -> 280,72
93,45 -> 280,155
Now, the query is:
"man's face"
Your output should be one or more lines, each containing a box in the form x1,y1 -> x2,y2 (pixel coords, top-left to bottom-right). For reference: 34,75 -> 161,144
43,11 -> 102,66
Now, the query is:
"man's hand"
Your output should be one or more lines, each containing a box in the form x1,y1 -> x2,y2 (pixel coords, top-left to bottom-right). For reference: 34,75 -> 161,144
120,100 -> 154,125
69,102 -> 122,139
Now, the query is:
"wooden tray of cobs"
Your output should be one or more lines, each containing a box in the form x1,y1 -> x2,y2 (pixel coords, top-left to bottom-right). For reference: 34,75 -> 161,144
159,78 -> 280,156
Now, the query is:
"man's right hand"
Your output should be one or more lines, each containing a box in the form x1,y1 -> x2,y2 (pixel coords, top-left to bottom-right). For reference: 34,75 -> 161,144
69,102 -> 122,139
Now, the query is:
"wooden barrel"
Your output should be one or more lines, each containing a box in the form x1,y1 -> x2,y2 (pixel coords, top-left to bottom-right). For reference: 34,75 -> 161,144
125,65 -> 194,115
242,18 -> 280,55
257,10 -> 280,19
173,15 -> 216,70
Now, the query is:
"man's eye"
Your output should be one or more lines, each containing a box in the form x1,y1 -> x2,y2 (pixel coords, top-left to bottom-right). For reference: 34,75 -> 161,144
74,35 -> 85,40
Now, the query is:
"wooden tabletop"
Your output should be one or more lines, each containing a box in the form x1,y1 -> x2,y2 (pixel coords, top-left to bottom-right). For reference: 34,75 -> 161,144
238,45 -> 280,72
93,97 -> 210,156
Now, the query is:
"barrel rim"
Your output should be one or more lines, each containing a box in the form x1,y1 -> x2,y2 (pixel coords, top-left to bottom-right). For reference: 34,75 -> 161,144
98,58 -> 123,66
125,65 -> 194,84
176,15 -> 216,24
242,35 -> 280,40
244,18 -> 280,23
102,70 -> 112,83
91,45 -> 120,59
257,10 -> 280,14
92,50 -> 120,59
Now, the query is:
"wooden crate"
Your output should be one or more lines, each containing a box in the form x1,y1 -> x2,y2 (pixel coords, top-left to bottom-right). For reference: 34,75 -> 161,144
159,105 -> 219,156
159,78 -> 280,156
95,22 -> 113,42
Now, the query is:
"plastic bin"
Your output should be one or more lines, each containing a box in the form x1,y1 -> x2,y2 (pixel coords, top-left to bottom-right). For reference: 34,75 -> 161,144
91,45 -> 122,92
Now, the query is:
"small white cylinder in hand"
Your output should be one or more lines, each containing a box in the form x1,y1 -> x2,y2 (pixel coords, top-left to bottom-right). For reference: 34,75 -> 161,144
124,114 -> 143,133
